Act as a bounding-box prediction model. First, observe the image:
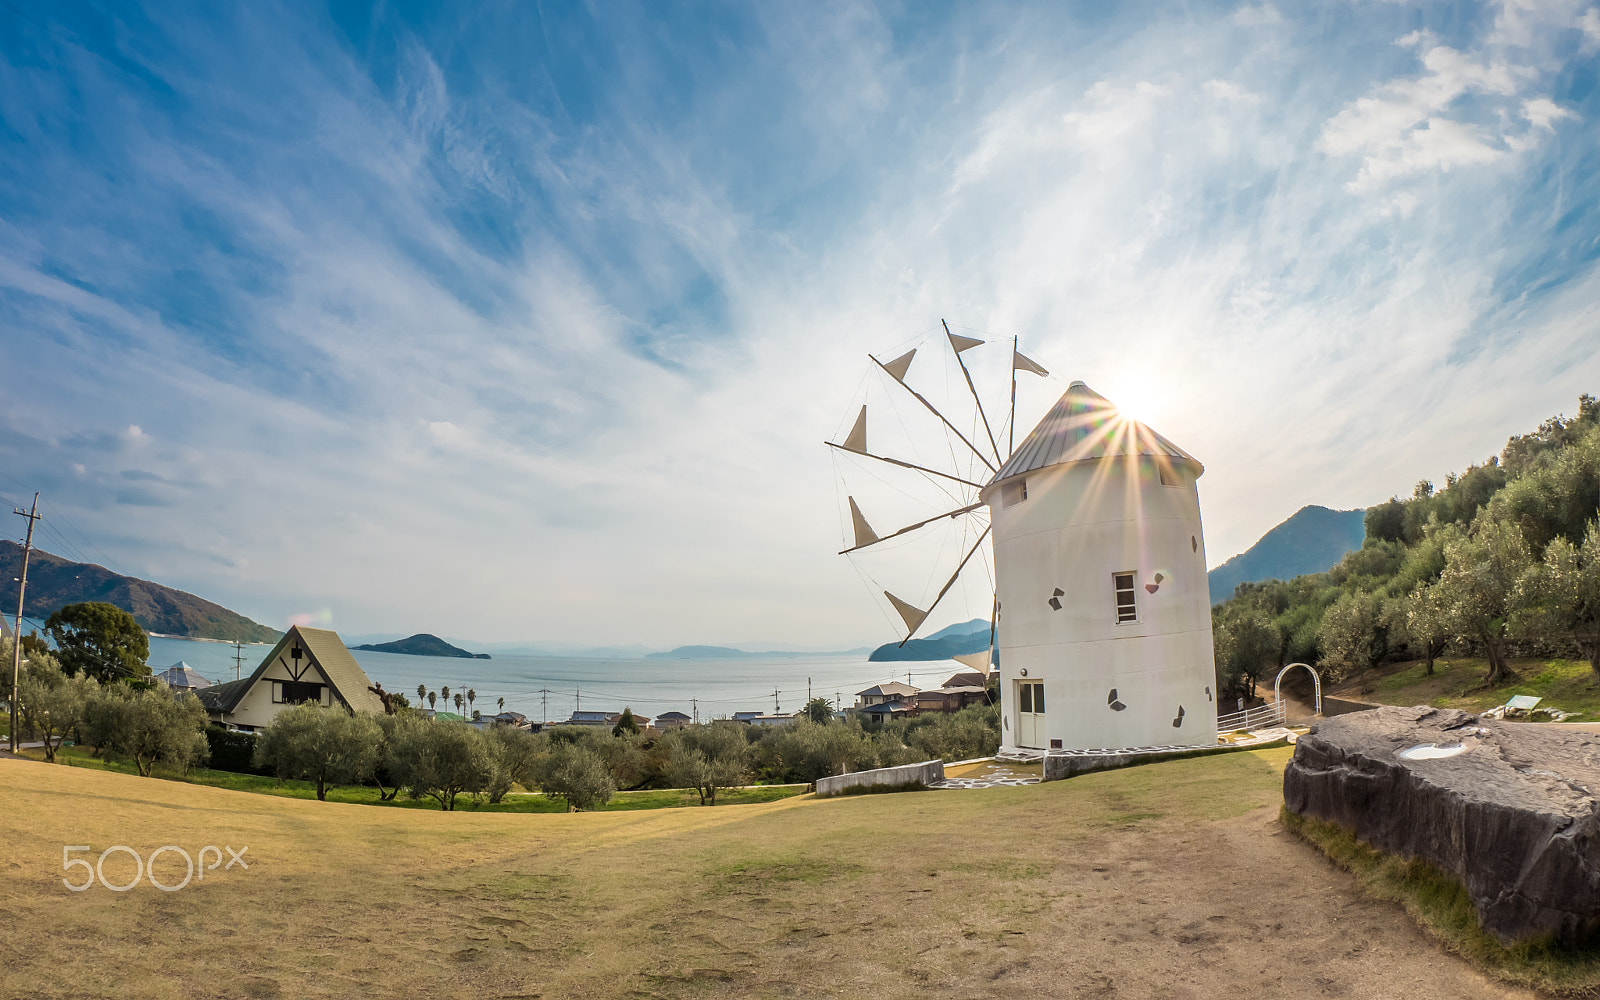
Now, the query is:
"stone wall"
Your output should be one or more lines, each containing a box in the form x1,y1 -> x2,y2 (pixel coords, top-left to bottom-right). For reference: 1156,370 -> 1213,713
814,760 -> 944,797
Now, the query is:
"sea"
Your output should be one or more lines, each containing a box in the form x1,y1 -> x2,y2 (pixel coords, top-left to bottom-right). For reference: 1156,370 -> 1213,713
147,636 -> 949,723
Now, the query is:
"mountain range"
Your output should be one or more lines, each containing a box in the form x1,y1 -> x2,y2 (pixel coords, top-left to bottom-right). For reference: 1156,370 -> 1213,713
0,541 -> 279,643
1205,505 -> 1367,603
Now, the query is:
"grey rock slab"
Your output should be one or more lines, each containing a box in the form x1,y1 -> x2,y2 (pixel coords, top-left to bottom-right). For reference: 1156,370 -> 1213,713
1284,704 -> 1600,947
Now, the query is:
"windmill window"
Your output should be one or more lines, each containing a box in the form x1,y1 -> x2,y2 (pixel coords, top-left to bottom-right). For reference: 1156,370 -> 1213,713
1113,572 -> 1138,623
1001,479 -> 1028,508
1158,462 -> 1180,487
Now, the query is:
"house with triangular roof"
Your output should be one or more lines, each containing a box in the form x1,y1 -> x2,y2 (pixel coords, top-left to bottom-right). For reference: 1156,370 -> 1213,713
197,625 -> 386,731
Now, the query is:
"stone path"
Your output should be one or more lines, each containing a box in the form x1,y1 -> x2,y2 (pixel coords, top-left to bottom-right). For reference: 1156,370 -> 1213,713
930,762 -> 1041,789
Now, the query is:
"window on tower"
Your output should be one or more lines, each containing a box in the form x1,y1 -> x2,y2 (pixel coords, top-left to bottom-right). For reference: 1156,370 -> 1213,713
1113,572 -> 1137,623
1001,479 -> 1028,507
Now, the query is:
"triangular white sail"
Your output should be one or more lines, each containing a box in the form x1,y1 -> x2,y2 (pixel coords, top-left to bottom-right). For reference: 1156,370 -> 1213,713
1013,350 -> 1049,376
842,405 -> 867,453
947,332 -> 984,354
884,591 -> 929,636
880,349 -> 916,382
847,497 -> 878,548
952,651 -> 992,672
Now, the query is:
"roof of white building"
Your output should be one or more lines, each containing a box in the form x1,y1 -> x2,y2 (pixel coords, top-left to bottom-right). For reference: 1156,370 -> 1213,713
198,625 -> 385,716
988,381 -> 1202,486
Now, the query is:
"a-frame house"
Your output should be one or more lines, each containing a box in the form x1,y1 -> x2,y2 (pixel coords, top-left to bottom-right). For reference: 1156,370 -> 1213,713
198,625 -> 386,731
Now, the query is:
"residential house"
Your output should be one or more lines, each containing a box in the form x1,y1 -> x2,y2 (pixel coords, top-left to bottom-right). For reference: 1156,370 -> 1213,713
197,626 -> 386,732
655,711 -> 692,729
853,681 -> 919,709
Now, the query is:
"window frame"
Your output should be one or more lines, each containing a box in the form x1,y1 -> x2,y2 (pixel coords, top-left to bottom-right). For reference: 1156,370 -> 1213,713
1113,571 -> 1138,624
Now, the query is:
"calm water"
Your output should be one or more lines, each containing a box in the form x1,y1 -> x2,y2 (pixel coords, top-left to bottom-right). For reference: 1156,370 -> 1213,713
147,636 -> 952,723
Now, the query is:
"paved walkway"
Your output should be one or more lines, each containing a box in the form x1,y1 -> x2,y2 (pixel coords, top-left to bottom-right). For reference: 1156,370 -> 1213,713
930,760 -> 1042,789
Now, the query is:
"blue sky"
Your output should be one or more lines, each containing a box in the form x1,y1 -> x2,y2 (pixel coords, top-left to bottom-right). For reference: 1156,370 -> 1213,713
1,1 -> 1596,648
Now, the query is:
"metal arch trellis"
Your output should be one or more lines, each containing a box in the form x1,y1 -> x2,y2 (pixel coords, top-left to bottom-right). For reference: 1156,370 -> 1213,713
1274,662 -> 1322,717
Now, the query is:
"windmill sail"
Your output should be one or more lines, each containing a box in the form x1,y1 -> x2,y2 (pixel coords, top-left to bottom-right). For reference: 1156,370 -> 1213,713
879,349 -> 916,382
947,331 -> 984,354
842,406 -> 868,453
884,591 -> 929,636
847,497 -> 879,548
1013,350 -> 1049,376
952,651 -> 992,671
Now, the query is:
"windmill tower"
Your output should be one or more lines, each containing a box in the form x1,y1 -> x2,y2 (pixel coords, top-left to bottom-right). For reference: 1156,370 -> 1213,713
830,329 -> 1216,761
980,381 -> 1216,754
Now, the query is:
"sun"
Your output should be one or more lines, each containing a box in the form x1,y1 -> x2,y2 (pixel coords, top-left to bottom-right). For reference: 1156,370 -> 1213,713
1101,378 -> 1163,426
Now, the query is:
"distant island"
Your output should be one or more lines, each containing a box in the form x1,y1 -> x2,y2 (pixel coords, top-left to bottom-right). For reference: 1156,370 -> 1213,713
869,617 -> 995,662
354,633 -> 490,659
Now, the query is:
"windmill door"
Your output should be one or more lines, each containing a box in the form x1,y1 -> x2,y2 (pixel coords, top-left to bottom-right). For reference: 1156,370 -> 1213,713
1016,680 -> 1045,748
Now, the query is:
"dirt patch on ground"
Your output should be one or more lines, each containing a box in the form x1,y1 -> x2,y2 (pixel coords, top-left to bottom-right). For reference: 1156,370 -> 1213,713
0,748 -> 1535,998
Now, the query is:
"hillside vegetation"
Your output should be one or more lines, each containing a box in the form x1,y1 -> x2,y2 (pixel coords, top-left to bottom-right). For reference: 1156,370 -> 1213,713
1212,394 -> 1600,699
0,542 -> 278,643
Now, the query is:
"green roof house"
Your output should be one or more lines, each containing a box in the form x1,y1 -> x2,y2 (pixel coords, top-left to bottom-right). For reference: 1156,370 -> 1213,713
197,625 -> 386,731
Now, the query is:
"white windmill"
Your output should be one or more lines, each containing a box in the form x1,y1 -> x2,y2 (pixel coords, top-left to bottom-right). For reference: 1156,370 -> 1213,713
829,325 -> 1217,759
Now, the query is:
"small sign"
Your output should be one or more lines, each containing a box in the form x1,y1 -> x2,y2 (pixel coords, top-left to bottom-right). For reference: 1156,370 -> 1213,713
1505,695 -> 1542,711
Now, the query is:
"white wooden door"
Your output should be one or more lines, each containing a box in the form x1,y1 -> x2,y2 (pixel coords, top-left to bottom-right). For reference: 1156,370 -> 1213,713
1016,680 -> 1045,748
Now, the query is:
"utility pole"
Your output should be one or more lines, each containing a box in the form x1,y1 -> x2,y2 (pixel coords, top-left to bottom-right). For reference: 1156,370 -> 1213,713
231,641 -> 245,681
807,677 -> 812,702
10,493 -> 41,754
575,688 -> 580,714
691,697 -> 698,725
539,688 -> 551,725
772,687 -> 780,714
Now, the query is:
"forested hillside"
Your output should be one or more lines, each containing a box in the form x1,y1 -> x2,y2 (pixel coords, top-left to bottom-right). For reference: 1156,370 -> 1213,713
0,542 -> 279,643
1211,395 -> 1600,699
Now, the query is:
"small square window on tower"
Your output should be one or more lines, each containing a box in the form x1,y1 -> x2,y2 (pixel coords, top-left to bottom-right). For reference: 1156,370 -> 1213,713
1001,479 -> 1028,507
1113,572 -> 1137,623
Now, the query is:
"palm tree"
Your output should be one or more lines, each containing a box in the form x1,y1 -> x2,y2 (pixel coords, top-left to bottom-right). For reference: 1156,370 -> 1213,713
441,685 -> 450,708
453,693 -> 464,713
497,696 -> 505,714
427,691 -> 437,710
467,689 -> 477,715
416,683 -> 426,705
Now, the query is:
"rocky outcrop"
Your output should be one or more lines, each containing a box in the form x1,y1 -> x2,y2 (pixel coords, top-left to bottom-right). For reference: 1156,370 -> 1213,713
1284,705 -> 1600,947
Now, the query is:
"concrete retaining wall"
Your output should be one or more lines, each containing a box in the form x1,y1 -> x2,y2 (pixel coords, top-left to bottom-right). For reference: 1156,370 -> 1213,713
814,759 -> 944,797
1321,695 -> 1381,717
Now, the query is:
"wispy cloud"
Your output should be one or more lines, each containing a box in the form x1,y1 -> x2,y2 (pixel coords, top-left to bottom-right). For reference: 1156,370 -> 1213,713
0,2 -> 1595,646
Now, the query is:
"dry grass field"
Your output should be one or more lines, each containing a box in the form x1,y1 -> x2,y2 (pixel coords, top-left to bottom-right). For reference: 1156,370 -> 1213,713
0,748 -> 1538,1000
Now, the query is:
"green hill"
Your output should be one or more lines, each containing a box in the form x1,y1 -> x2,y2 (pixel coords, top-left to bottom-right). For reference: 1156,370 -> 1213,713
0,541 -> 279,643
353,633 -> 490,658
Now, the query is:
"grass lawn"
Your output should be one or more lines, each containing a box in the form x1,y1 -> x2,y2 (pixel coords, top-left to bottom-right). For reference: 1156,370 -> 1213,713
21,744 -> 806,812
1,744 -> 1545,999
1339,656 -> 1600,719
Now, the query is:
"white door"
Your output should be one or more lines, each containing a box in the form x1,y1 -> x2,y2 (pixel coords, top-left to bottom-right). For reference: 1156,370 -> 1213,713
1016,680 -> 1045,748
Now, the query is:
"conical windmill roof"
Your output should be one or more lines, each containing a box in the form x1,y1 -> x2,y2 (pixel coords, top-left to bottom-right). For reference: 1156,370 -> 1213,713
987,381 -> 1202,487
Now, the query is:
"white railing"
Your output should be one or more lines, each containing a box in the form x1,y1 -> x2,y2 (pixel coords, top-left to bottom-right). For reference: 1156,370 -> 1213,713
1215,699 -> 1287,733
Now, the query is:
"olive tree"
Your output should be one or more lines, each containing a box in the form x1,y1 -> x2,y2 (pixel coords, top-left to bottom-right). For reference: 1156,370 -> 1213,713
662,722 -> 749,805
1538,521 -> 1600,675
1433,514 -> 1536,685
84,685 -> 209,776
482,724 -> 542,804
385,718 -> 491,810
253,703 -> 383,801
13,646 -> 98,762
537,743 -> 616,811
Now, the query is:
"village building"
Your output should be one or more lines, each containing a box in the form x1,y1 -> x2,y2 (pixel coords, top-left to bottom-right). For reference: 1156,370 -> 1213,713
852,681 -> 918,709
655,711 -> 692,729
153,661 -> 212,692
197,625 -> 386,732
860,700 -> 914,722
